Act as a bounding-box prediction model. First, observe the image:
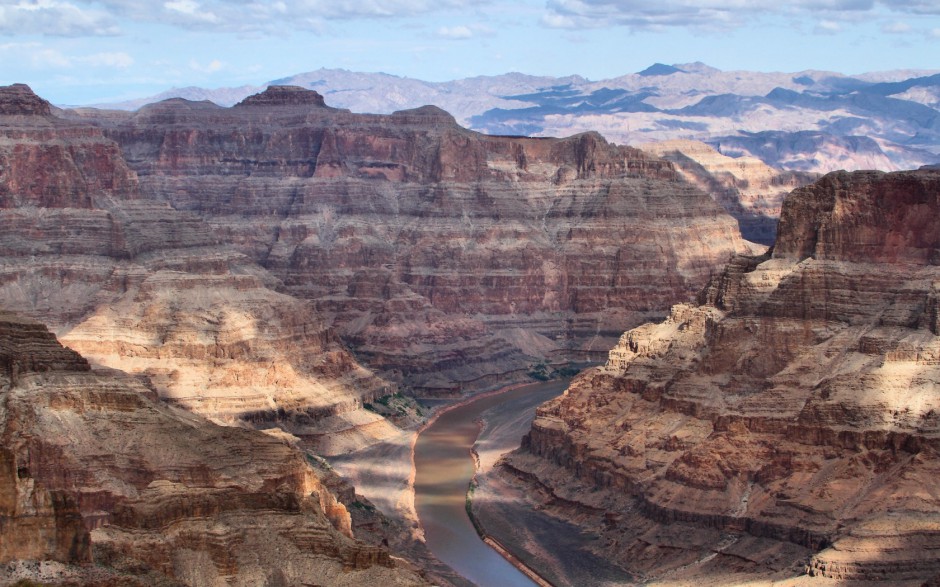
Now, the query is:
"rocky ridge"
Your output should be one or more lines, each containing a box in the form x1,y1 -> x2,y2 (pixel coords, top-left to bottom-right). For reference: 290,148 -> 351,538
0,310 -> 427,586
65,84 -> 756,396
500,168 -> 940,584
95,64 -> 940,173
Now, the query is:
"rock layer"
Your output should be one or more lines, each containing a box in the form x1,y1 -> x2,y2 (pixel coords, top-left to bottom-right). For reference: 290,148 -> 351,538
0,311 -> 427,586
508,169 -> 940,583
67,85 -> 756,395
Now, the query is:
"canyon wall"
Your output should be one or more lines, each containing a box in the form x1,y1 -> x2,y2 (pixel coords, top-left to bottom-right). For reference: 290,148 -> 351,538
1,83 -> 404,455
66,85 -> 756,396
506,168 -> 940,584
0,311 -> 427,586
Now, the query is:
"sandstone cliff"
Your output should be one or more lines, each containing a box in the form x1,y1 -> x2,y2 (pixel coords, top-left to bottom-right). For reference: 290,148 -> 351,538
0,311 -> 427,586
504,169 -> 940,584
66,85 -> 756,396
641,140 -> 817,245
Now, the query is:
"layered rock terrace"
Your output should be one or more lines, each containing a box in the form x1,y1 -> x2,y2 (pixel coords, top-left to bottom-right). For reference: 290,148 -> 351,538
1,83 -> 398,455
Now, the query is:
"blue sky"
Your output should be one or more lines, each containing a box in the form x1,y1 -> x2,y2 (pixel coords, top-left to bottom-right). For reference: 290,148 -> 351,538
1,0 -> 939,105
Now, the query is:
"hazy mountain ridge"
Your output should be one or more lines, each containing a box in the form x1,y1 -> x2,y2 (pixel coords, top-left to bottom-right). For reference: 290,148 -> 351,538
89,63 -> 940,174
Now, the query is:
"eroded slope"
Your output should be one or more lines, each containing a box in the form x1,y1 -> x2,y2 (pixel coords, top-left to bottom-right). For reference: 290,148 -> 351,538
0,83 -> 397,454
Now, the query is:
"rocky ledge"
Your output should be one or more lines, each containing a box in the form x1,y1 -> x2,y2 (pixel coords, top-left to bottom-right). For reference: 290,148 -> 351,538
502,168 -> 940,584
0,83 -> 53,116
235,85 -> 332,109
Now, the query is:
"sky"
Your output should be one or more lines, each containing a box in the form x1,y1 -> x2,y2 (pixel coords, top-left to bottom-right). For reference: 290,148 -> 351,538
1,0 -> 939,105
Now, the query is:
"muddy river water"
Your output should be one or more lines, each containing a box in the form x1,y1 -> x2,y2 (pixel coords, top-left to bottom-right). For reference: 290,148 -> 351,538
414,380 -> 568,587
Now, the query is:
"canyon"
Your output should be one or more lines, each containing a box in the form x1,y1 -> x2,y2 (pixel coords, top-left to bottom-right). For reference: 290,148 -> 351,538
0,82 -> 397,457
4,77 -> 939,586
494,167 -> 940,584
639,140 -> 817,244
0,81 -> 758,584
58,83 -> 755,403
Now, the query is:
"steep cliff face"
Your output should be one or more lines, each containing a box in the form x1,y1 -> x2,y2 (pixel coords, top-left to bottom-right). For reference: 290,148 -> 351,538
70,85 -> 755,395
641,140 -> 818,245
0,84 -> 397,453
0,311 -> 426,586
508,169 -> 940,583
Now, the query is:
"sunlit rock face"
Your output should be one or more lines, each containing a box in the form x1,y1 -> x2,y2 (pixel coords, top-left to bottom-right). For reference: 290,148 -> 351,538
69,85 -> 755,395
0,311 -> 427,586
0,83 -> 394,455
512,169 -> 940,583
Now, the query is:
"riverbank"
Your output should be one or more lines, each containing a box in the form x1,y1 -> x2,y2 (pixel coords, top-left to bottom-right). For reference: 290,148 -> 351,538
467,380 -> 638,586
407,379 -> 537,525
414,380 -> 571,586
331,377 -> 576,586
460,384 -> 572,587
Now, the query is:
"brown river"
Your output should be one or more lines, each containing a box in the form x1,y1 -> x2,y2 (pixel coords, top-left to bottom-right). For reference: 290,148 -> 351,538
414,380 -> 568,587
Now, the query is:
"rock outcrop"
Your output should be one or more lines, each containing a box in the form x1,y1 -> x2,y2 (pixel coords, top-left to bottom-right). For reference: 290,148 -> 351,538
0,311 -> 427,586
506,169 -> 940,583
65,85 -> 756,396
641,140 -> 817,244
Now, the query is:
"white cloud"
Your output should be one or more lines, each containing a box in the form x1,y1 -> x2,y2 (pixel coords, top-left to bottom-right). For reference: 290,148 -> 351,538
437,25 -> 473,39
0,0 -> 118,36
541,0 -> 939,31
930,27 -> 940,38
0,41 -> 42,51
7,0 -> 932,39
189,58 -> 225,73
541,12 -> 576,28
81,51 -> 134,68
880,0 -> 940,16
9,44 -> 134,70
163,0 -> 219,23
435,23 -> 494,39
32,47 -> 72,68
73,0 -> 485,34
164,0 -> 198,14
814,19 -> 842,34
881,21 -> 911,34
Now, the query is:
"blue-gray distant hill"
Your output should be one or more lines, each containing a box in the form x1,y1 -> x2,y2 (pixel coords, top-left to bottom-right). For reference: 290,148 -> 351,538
90,63 -> 940,173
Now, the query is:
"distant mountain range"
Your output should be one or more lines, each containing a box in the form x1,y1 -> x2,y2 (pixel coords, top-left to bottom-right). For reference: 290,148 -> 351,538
89,62 -> 940,173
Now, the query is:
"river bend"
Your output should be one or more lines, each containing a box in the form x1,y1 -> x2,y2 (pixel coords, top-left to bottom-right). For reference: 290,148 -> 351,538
414,381 -> 567,587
